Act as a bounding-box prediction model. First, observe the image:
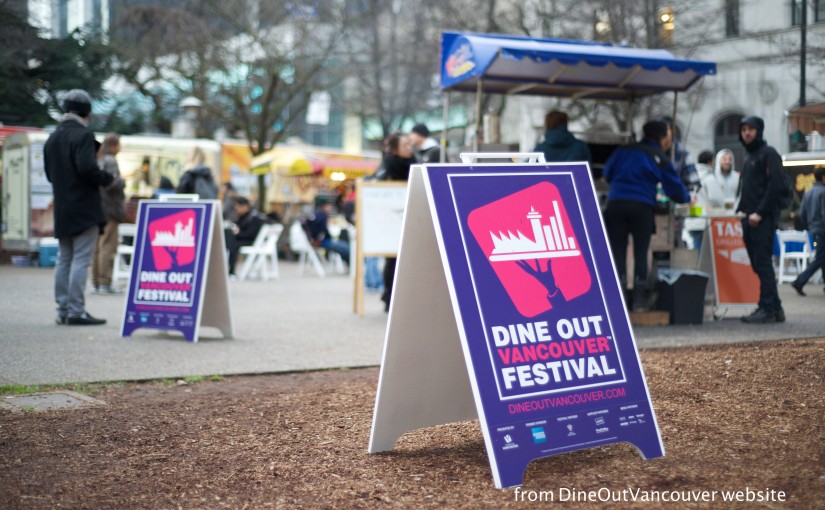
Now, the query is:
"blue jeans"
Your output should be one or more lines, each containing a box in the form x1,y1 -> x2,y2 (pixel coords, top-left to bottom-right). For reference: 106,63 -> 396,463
321,238 -> 350,266
55,226 -> 99,318
364,257 -> 383,290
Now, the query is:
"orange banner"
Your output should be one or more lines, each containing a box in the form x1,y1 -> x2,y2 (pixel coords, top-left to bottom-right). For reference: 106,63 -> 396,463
709,217 -> 760,305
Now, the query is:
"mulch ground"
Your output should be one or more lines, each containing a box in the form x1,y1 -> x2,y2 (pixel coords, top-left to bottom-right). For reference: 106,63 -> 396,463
1,338 -> 823,509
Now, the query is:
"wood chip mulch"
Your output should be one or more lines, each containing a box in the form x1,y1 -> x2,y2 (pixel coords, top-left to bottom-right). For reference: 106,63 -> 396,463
1,338 -> 823,509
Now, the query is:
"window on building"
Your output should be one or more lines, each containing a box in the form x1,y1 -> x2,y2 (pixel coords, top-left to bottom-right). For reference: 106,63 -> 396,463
792,0 -> 806,26
725,0 -> 740,37
816,0 -> 825,22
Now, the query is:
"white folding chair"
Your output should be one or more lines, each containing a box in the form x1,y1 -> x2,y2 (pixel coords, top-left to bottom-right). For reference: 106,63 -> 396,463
289,221 -> 326,277
775,230 -> 812,284
112,223 -> 137,283
237,223 -> 284,281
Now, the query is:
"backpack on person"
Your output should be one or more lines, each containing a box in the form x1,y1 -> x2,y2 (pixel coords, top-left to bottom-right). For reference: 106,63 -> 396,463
777,172 -> 793,211
762,160 -> 793,211
193,174 -> 218,199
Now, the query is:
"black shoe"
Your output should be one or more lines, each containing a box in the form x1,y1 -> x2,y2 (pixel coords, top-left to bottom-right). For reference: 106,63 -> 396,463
67,313 -> 107,326
56,316 -> 67,325
741,308 -> 776,324
791,281 -> 806,296
775,308 -> 786,323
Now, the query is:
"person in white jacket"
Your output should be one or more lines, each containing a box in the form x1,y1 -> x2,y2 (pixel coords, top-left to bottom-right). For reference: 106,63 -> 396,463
684,149 -> 739,252
702,148 -> 739,210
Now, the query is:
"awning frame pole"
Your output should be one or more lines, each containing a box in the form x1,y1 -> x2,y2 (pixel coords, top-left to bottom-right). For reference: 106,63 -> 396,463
667,91 -> 680,259
671,92 -> 678,160
440,92 -> 449,163
474,79 -> 483,152
625,97 -> 634,141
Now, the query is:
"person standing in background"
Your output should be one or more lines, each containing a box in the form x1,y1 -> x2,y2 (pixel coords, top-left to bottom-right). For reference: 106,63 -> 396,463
92,133 -> 126,295
603,120 -> 691,310
737,115 -> 785,324
792,167 -> 825,296
684,150 -> 715,251
408,123 -> 441,164
709,149 -> 739,207
152,176 -> 176,198
131,157 -> 153,197
533,110 -> 591,163
177,147 -> 218,199
44,90 -> 114,325
379,132 -> 415,311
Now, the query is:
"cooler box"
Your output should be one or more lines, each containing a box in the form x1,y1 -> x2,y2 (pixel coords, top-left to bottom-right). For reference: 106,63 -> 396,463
38,238 -> 59,267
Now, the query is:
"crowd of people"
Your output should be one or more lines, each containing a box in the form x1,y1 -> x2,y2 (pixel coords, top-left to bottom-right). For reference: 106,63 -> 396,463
533,109 -> 823,323
40,89 -> 823,327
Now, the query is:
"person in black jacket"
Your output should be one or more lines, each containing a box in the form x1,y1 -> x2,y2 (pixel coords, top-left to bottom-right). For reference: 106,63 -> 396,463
737,115 -> 786,324
44,90 -> 114,325
379,132 -> 415,311
176,147 -> 218,199
226,196 -> 270,277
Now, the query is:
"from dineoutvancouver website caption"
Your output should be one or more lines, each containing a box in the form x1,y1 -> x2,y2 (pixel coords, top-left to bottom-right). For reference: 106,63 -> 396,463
513,486 -> 787,504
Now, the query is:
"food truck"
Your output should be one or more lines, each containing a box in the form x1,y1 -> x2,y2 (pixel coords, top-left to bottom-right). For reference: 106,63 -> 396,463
1,131 -> 221,254
250,143 -> 380,223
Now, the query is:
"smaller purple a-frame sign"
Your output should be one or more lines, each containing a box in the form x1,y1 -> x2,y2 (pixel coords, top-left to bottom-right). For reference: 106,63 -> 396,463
121,200 -> 232,342
369,162 -> 664,489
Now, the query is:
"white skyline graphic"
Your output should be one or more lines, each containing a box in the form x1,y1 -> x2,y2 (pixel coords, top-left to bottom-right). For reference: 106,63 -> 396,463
151,218 -> 195,247
489,202 -> 580,262
717,247 -> 750,266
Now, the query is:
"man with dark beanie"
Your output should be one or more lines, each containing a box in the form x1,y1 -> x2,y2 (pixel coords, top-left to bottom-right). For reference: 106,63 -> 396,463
737,115 -> 785,323
603,120 -> 691,310
44,89 -> 114,325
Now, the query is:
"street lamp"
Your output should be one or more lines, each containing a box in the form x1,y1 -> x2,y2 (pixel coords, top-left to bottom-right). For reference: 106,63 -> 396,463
659,7 -> 675,46
172,96 -> 203,138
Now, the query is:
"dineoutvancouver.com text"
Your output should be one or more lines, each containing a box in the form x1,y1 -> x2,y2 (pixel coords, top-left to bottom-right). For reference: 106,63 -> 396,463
513,486 -> 787,503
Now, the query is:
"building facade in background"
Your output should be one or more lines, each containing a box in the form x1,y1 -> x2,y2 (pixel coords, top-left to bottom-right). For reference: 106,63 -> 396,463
26,0 -> 110,39
502,0 -> 823,163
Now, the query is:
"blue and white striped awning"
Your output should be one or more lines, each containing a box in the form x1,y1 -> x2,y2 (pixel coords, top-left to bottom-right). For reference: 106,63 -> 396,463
441,32 -> 716,100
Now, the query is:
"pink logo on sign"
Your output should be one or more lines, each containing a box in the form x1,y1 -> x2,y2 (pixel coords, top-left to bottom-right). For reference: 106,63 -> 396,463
148,210 -> 197,271
467,182 -> 591,317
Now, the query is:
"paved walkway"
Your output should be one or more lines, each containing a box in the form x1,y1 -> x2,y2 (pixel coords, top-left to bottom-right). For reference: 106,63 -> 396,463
0,262 -> 822,385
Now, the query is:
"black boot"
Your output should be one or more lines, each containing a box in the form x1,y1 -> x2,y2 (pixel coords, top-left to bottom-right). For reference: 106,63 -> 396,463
632,279 -> 650,312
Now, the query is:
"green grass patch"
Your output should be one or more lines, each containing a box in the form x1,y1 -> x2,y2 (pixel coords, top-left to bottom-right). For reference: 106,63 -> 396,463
0,384 -> 44,396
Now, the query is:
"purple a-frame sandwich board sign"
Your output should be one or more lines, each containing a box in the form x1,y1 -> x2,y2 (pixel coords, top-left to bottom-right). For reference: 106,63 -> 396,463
121,199 -> 233,342
368,159 -> 664,488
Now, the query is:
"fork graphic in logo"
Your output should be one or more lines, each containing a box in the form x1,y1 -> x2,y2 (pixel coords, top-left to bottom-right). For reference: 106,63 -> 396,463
468,182 -> 592,317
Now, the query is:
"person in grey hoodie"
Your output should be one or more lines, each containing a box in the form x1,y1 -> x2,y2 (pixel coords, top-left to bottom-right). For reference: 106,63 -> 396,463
533,110 -> 591,163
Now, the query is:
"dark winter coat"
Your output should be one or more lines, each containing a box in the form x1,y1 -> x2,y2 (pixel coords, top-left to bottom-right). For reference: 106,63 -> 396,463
235,208 -> 269,245
176,165 -> 217,198
381,154 -> 415,182
44,119 -> 114,238
534,127 -> 591,163
736,140 -> 784,221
